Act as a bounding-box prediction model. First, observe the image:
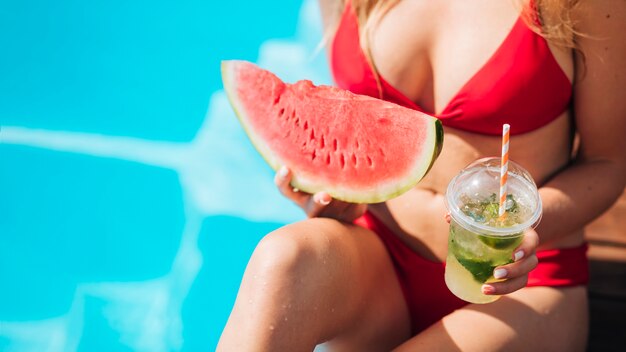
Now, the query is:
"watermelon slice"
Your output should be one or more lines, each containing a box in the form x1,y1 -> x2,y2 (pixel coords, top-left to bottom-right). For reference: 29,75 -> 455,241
221,60 -> 443,204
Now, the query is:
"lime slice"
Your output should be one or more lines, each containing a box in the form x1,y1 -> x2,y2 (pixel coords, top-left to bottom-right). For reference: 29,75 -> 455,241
478,234 -> 522,249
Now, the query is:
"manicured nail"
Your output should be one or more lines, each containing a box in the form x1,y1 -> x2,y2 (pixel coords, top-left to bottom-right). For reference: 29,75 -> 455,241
320,199 -> 331,205
514,250 -> 524,262
278,166 -> 288,179
494,268 -> 507,279
482,284 -> 495,295
314,194 -> 331,205
292,188 -> 299,193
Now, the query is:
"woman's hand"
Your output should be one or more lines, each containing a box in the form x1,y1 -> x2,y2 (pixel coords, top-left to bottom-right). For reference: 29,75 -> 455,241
481,229 -> 539,296
445,212 -> 539,296
274,166 -> 367,222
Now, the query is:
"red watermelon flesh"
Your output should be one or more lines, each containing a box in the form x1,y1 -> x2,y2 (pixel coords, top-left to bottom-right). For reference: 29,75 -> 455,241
222,60 -> 443,204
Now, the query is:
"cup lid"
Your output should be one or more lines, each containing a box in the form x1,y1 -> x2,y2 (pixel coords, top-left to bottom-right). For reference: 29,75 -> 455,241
445,157 -> 543,236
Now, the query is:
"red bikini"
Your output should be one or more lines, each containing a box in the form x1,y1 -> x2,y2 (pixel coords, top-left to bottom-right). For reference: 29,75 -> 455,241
354,212 -> 589,335
331,2 -> 573,135
332,2 -> 588,335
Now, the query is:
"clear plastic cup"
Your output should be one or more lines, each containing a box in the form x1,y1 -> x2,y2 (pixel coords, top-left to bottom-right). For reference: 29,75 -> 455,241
444,157 -> 542,304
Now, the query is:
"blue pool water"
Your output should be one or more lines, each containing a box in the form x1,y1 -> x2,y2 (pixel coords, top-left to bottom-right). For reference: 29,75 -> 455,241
0,0 -> 331,350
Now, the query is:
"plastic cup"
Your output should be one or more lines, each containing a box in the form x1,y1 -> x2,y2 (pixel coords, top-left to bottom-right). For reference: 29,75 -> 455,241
444,157 -> 542,304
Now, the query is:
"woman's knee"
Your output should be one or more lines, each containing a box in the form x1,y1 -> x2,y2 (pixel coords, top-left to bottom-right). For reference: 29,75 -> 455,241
235,219 -> 410,348
247,219 -> 343,285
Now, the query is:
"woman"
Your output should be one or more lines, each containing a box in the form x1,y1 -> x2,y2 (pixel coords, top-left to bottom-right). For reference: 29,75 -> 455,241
218,0 -> 625,350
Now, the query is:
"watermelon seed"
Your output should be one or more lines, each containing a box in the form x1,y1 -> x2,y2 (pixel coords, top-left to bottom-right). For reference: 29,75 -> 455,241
310,129 -> 315,140
279,108 -> 285,117
326,154 -> 331,165
273,94 -> 281,105
311,150 -> 317,161
340,154 -> 345,169
367,156 -> 373,167
356,140 -> 360,149
320,136 -> 325,148
333,139 -> 338,151
352,153 -> 357,167
295,117 -> 300,127
304,121 -> 308,130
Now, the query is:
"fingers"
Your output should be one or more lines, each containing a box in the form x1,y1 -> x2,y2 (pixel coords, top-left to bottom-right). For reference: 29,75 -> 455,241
274,166 -> 366,222
482,274 -> 529,295
482,230 -> 540,296
512,230 -> 540,262
307,192 -> 367,222
313,192 -> 332,206
274,166 -> 307,206
340,203 -> 368,223
330,202 -> 368,223
305,192 -> 333,217
274,166 -> 337,217
483,253 -> 538,294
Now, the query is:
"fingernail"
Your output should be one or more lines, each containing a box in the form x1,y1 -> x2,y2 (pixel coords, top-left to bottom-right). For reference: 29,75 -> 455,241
278,166 -> 288,179
318,197 -> 331,205
494,268 -> 507,279
482,285 -> 495,295
514,250 -> 524,262
292,188 -> 299,193
314,194 -> 331,205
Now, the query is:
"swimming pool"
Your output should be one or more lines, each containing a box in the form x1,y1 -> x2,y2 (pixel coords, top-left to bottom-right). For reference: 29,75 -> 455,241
0,0 -> 331,350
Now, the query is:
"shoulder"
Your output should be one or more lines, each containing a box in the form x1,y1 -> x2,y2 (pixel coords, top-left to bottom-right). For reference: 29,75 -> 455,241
570,0 -> 625,95
572,0 -> 626,86
572,0 -> 625,48
572,0 -> 626,19
570,0 -> 625,99
570,1 -> 625,162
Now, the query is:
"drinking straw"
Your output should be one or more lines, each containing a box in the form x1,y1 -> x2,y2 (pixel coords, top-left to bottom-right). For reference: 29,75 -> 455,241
499,124 -> 510,219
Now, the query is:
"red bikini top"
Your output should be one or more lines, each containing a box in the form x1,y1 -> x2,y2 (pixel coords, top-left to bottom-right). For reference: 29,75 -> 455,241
330,2 -> 572,135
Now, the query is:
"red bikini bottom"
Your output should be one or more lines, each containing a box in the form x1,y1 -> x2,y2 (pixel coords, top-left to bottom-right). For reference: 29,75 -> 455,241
354,211 -> 589,335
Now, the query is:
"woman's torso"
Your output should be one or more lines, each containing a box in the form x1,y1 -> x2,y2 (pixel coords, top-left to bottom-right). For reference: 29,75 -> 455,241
320,0 -> 582,262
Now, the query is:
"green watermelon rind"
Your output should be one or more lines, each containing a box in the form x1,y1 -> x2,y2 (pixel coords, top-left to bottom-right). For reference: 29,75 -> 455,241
221,60 -> 444,204
285,119 -> 442,204
221,61 -> 287,177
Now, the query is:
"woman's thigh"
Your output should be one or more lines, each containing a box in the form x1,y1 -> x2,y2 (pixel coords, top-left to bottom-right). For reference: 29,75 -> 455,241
219,217 -> 411,351
394,285 -> 589,352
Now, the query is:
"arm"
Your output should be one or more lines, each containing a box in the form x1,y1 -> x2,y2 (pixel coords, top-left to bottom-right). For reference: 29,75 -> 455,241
535,0 -> 626,246
482,0 -> 625,294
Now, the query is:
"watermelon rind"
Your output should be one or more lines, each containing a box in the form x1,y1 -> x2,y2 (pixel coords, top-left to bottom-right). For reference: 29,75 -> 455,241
283,118 -> 442,204
221,61 -> 286,174
221,60 -> 443,204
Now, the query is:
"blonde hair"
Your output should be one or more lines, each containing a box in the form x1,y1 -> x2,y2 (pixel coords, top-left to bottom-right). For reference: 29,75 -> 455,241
350,0 -> 400,57
521,0 -> 582,50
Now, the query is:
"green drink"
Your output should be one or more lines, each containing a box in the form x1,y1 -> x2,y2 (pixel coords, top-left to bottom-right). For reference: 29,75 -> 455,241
445,158 -> 542,304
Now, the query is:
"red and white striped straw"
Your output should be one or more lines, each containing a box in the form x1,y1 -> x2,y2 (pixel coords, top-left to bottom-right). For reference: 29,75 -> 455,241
499,124 -> 510,218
